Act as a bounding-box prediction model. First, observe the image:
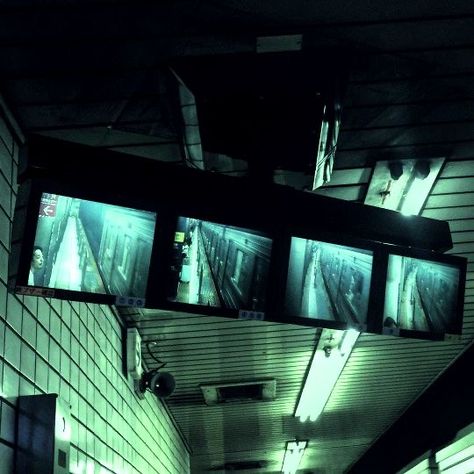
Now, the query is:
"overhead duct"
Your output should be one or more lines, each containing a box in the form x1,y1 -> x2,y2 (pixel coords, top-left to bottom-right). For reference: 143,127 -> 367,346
171,48 -> 348,185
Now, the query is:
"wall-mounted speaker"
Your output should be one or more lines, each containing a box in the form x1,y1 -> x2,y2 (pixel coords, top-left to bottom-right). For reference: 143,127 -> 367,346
140,370 -> 176,399
126,328 -> 143,381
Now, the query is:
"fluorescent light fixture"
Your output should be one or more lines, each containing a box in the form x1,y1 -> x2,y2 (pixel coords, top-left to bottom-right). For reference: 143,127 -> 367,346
440,457 -> 474,474
399,424 -> 474,474
364,158 -> 444,216
313,104 -> 339,190
313,107 -> 330,190
435,423 -> 474,474
397,451 -> 438,474
172,70 -> 205,170
400,459 -> 435,474
281,440 -> 308,474
295,328 -> 359,423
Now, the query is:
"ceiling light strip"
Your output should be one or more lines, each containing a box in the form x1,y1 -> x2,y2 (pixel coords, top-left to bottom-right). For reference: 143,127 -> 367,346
397,454 -> 438,474
295,328 -> 359,423
435,423 -> 474,473
281,440 -> 308,474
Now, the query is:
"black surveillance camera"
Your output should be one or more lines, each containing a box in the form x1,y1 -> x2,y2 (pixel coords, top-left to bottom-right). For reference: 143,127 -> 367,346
139,370 -> 176,398
388,161 -> 403,180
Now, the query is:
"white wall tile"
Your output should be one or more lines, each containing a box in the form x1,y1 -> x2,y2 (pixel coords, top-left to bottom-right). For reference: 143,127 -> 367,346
0,283 -> 7,318
4,326 -> 21,369
22,295 -> 37,316
21,309 -> 37,347
35,355 -> 48,391
70,336 -> 80,364
50,310 -> 61,342
0,139 -> 13,180
2,364 -> 19,397
61,300 -> 72,328
60,349 -> 71,379
37,298 -> 50,330
6,294 -> 22,334
59,378 -> 70,403
0,115 -> 190,474
60,321 -> 71,352
49,338 -> 61,371
0,208 -> 10,250
20,342 -> 35,381
0,116 -> 13,157
0,323 -> 4,358
48,369 -> 60,394
0,245 -> 9,284
19,376 -> 35,396
0,401 -> 15,443
0,172 -> 11,216
36,324 -> 49,359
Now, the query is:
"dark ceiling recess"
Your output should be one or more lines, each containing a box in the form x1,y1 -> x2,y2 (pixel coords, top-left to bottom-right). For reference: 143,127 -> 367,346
200,379 -> 277,405
21,135 -> 454,252
349,343 -> 474,473
218,383 -> 263,402
208,460 -> 269,471
171,50 -> 348,182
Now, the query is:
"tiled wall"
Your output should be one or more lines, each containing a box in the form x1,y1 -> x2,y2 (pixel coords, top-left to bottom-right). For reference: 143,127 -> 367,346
0,114 -> 190,473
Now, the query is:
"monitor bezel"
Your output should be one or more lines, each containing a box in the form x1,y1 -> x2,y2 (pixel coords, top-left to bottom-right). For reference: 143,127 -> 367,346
156,209 -> 280,317
9,171 -> 466,336
370,244 -> 467,340
10,178 -> 161,307
273,229 -> 381,332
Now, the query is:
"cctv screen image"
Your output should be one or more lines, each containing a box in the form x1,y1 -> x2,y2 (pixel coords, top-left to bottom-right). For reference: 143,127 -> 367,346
168,217 -> 273,311
30,193 -> 156,298
383,255 -> 461,334
284,237 -> 373,325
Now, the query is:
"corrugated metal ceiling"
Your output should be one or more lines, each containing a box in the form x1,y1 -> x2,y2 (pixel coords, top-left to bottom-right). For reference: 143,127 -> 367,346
0,2 -> 473,472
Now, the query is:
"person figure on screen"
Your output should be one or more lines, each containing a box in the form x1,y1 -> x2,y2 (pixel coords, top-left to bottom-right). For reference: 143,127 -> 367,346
28,246 -> 44,286
383,316 -> 398,329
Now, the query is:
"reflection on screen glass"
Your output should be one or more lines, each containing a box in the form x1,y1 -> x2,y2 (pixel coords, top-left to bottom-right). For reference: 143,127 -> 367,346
284,237 -> 373,325
383,255 -> 460,333
30,193 -> 156,298
168,217 -> 272,310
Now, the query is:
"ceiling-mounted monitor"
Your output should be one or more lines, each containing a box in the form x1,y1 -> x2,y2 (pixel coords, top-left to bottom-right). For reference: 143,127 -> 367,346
10,182 -> 157,306
283,236 -> 374,330
167,216 -> 273,312
381,249 -> 466,339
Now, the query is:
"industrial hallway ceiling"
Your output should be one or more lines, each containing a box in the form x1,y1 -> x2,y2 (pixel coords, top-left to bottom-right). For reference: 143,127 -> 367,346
1,2 -> 474,473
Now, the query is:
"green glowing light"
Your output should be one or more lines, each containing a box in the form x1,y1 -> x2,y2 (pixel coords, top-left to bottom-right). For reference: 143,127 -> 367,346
295,329 -> 359,423
281,440 -> 307,474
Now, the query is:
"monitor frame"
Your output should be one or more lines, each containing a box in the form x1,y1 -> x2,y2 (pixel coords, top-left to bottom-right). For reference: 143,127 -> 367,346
370,244 -> 467,340
272,229 -> 381,332
8,137 -> 466,333
154,209 -> 280,318
9,178 -> 160,308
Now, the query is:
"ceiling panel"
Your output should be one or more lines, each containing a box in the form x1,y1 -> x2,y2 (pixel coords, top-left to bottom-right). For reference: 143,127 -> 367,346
425,193 -> 474,208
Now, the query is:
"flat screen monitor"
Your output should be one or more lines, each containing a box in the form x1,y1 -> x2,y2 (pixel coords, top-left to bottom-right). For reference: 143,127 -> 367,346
167,216 -> 273,311
383,254 -> 464,335
284,237 -> 373,327
28,192 -> 156,299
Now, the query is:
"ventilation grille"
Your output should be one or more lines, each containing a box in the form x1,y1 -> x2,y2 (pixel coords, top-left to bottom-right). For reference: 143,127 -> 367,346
201,379 -> 276,405
209,460 -> 269,471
